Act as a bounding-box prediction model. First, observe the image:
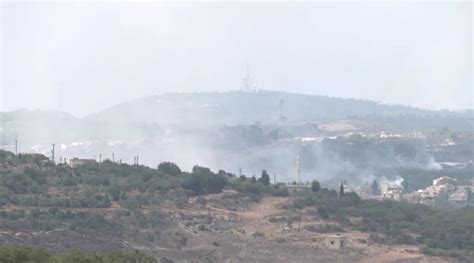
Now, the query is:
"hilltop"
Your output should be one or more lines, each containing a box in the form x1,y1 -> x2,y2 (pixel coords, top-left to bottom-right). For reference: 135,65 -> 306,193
85,90 -> 445,126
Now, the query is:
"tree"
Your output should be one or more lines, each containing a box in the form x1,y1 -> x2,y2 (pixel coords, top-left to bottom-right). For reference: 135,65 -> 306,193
311,180 -> 321,192
258,170 -> 270,186
108,184 -> 121,202
318,206 -> 329,219
251,176 -> 257,184
157,162 -> 181,176
181,171 -> 227,195
371,180 -> 380,195
339,182 -> 345,197
402,178 -> 409,193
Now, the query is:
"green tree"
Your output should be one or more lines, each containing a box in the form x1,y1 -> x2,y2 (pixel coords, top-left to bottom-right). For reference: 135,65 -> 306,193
108,184 -> 121,202
157,162 -> 181,176
311,180 -> 321,192
371,180 -> 380,195
258,170 -> 270,185
250,176 -> 257,184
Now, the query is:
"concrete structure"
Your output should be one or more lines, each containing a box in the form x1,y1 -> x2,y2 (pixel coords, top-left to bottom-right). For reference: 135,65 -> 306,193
406,176 -> 472,208
433,176 -> 457,186
448,186 -> 470,207
69,157 -> 96,167
381,183 -> 403,200
287,184 -> 310,193
325,236 -> 348,249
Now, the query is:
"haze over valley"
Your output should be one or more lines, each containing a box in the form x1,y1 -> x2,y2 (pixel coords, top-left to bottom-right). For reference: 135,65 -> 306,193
0,1 -> 472,262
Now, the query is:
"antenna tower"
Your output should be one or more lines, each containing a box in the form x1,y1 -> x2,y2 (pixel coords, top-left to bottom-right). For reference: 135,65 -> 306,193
296,154 -> 301,184
51,144 -> 56,164
242,64 -> 256,92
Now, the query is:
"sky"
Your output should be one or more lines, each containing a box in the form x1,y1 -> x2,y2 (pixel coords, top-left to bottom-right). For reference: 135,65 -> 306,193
1,1 -> 472,117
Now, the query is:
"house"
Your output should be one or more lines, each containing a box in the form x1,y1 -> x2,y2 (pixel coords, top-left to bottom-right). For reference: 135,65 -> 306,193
69,158 -> 96,167
325,236 -> 348,249
433,176 -> 456,186
381,183 -> 403,200
448,187 -> 470,207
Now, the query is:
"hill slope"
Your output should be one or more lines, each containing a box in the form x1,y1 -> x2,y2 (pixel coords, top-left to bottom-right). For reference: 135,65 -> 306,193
85,90 -> 439,126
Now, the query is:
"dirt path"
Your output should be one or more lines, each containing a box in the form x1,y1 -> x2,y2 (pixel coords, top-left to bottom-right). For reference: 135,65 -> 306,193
240,197 -> 289,220
357,250 -> 421,263
229,197 -> 290,238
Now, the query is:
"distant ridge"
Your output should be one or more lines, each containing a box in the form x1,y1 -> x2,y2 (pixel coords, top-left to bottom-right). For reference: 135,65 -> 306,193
84,90 -> 443,126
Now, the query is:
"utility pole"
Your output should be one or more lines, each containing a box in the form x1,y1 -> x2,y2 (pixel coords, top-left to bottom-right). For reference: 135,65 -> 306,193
15,139 -> 18,155
112,152 -> 115,163
51,144 -> 56,164
296,154 -> 301,185
99,153 -> 102,163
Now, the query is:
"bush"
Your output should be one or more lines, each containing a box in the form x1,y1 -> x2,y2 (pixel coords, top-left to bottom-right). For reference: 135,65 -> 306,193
158,162 -> 181,176
311,180 -> 321,192
0,246 -> 50,263
181,169 -> 227,195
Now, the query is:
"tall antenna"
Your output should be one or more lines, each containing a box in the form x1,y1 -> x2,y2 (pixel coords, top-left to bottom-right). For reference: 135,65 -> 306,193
15,139 -> 18,155
51,144 -> 56,164
296,154 -> 301,184
112,152 -> 115,163
242,64 -> 256,92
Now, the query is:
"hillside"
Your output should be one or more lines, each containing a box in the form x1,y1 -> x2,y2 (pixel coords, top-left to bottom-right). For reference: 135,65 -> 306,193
0,150 -> 472,262
85,90 -> 443,126
1,91 -> 471,182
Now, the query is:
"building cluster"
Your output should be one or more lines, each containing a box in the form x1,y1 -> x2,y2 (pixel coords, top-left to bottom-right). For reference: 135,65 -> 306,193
69,157 -> 96,168
353,176 -> 473,208
380,183 -> 403,201
404,176 -> 473,208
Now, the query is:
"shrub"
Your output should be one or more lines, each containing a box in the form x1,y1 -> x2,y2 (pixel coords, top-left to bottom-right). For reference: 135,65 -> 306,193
158,162 -> 181,176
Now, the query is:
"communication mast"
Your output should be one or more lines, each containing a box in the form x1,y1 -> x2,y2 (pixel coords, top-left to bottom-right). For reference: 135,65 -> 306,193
242,64 -> 257,92
296,154 -> 302,184
51,144 -> 56,164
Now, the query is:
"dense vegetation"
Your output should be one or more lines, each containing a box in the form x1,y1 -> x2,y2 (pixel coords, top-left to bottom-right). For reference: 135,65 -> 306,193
0,150 -> 287,232
291,188 -> 474,262
0,246 -> 156,263
1,150 -> 472,261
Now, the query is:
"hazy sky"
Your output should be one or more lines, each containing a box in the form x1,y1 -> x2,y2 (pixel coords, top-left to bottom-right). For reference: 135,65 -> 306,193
1,1 -> 472,116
